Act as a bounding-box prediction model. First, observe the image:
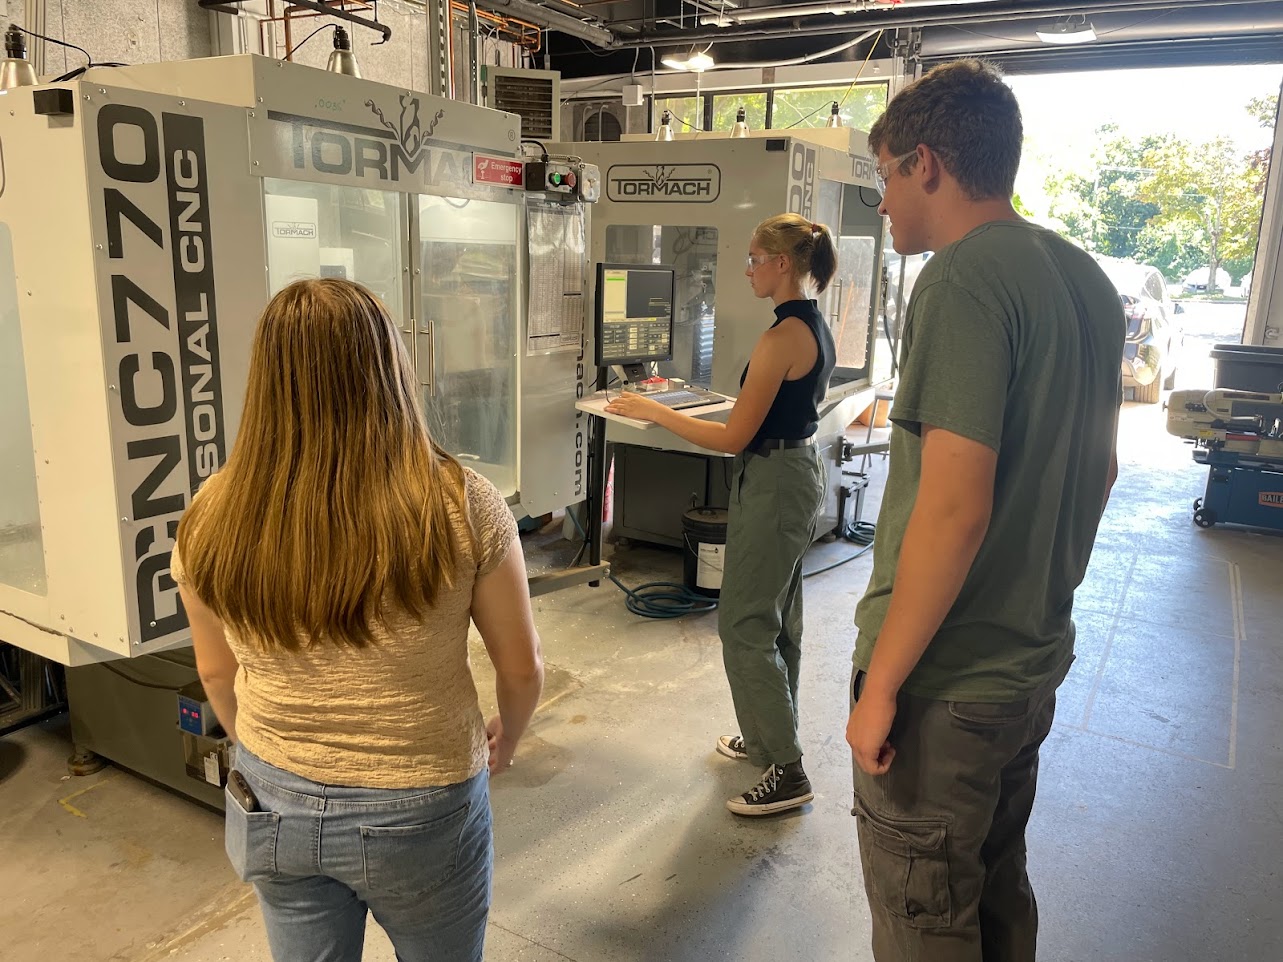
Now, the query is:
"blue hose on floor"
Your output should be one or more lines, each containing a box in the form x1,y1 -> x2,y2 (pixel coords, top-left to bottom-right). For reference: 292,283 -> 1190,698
565,508 -> 718,619
607,574 -> 719,619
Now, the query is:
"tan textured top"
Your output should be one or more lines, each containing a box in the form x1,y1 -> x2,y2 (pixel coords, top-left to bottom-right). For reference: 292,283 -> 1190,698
173,468 -> 517,789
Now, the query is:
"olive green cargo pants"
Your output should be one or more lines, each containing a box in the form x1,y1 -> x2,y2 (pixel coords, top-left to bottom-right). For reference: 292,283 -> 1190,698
717,444 -> 824,769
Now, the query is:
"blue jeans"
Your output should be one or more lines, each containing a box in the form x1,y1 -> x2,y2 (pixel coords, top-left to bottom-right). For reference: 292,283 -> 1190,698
227,746 -> 493,962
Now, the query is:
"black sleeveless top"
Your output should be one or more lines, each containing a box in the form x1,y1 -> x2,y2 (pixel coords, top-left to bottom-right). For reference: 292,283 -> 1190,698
740,299 -> 836,448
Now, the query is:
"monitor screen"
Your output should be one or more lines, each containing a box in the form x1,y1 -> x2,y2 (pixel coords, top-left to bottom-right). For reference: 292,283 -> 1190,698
594,264 -> 676,368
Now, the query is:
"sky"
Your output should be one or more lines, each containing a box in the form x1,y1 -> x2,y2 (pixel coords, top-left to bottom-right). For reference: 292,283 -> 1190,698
1006,64 -> 1283,213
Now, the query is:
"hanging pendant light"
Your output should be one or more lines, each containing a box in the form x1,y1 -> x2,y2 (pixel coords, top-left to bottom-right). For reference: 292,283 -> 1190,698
1,25 -> 38,90
326,25 -> 362,78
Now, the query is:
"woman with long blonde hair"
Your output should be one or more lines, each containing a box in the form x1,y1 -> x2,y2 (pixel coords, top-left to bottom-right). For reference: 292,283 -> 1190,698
607,213 -> 837,816
174,278 -> 542,962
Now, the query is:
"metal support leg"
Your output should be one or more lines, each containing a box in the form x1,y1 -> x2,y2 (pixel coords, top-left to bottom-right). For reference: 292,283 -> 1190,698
587,367 -> 610,583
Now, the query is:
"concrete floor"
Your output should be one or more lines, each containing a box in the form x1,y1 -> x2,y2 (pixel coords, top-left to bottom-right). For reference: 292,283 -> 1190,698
3,386 -> 1282,962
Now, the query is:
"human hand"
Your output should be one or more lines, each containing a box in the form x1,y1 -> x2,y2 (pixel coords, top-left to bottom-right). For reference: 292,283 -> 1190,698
486,715 -> 517,775
604,391 -> 664,423
846,687 -> 897,776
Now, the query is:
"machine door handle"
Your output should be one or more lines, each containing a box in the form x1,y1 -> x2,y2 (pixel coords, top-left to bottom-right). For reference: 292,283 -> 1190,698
416,319 -> 435,395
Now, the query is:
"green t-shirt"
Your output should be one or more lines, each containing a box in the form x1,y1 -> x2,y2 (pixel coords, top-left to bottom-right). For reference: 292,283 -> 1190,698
854,221 -> 1125,701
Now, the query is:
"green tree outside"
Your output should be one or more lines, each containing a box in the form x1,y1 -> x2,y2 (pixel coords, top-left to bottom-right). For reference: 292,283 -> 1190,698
1136,135 -> 1263,295
771,84 -> 888,131
1042,102 -> 1272,295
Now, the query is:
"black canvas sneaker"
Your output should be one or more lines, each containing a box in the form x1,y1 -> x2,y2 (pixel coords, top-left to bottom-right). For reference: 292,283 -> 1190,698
716,734 -> 749,760
726,761 -> 814,816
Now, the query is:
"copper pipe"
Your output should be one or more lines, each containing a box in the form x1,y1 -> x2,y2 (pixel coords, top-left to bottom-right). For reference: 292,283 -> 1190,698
256,0 -> 537,65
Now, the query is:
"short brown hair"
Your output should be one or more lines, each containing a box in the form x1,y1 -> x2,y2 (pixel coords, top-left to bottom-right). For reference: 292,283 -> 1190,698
868,59 -> 1022,201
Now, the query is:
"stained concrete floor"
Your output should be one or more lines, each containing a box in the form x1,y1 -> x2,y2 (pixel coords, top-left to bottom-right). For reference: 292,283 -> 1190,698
3,394 -> 1282,962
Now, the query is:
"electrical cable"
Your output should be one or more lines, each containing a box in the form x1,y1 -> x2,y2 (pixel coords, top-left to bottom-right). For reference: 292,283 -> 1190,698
98,661 -> 188,692
783,100 -> 833,129
802,541 -> 872,579
14,24 -> 127,81
564,504 -> 719,619
283,22 -> 338,60
839,29 -> 884,106
779,29 -> 883,129
521,138 -> 550,161
13,24 -> 91,66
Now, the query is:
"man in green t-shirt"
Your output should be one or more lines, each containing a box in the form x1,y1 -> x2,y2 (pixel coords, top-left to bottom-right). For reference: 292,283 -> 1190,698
847,60 -> 1124,961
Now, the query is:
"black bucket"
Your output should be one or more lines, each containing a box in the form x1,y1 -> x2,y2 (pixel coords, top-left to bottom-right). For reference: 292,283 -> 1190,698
682,507 -> 729,598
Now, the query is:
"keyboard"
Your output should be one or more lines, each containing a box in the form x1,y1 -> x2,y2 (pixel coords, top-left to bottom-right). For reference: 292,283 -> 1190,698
639,388 -> 722,411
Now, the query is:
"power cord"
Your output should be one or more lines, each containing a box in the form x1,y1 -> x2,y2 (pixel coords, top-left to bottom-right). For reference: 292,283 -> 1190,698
14,25 -> 128,81
284,22 -> 338,60
521,138 -> 550,162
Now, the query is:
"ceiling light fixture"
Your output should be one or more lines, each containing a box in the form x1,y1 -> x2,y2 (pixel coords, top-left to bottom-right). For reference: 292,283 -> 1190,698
661,47 -> 715,72
1036,17 -> 1097,45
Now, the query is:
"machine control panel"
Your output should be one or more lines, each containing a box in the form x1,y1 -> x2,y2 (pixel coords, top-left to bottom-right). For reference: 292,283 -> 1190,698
526,160 -> 601,203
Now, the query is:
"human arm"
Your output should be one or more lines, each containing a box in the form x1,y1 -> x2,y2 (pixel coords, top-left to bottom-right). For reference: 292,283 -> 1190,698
603,325 -> 797,454
471,538 -> 544,773
180,584 -> 241,744
846,426 -> 997,774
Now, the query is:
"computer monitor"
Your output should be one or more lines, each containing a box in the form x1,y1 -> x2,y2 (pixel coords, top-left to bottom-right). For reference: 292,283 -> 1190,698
594,263 -> 677,382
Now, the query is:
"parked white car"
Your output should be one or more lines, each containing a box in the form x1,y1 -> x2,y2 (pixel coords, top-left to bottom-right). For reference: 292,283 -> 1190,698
1182,267 -> 1232,294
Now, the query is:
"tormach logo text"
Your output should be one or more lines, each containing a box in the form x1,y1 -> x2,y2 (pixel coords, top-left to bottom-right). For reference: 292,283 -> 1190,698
606,164 -> 721,203
284,92 -> 465,187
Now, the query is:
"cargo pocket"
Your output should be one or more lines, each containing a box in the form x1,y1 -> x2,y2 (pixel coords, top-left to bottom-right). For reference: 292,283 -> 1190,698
851,794 -> 951,929
361,802 -> 472,898
224,791 -> 281,883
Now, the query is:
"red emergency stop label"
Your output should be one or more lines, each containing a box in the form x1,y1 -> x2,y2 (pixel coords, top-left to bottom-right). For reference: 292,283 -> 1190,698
473,154 -> 524,187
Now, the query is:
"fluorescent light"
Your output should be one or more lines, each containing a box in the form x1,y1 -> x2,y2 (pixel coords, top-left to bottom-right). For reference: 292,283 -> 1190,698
1036,21 -> 1097,45
661,48 -> 715,72
686,51 -> 715,71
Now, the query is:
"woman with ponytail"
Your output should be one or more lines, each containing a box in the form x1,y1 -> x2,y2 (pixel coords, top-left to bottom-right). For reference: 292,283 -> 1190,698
606,213 -> 838,816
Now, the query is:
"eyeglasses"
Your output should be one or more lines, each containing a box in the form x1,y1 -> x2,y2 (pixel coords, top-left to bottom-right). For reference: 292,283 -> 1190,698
874,149 -> 919,194
745,254 -> 776,272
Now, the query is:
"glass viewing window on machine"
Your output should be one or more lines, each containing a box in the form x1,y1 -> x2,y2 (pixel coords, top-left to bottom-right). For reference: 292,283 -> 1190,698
418,195 -> 520,497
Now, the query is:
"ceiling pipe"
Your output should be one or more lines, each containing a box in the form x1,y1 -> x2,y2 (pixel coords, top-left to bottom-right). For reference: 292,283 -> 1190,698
610,0 -> 1283,48
475,0 -> 614,45
560,29 -> 880,88
699,0 -> 1004,28
536,0 -> 612,23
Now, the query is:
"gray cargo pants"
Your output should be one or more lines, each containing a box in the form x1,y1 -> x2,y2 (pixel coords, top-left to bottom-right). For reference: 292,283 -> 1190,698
717,444 -> 824,769
850,667 -> 1060,962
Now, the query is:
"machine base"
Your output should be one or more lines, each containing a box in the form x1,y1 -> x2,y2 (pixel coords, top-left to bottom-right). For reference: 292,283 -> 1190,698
1192,452 -> 1283,531
66,651 -> 227,810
